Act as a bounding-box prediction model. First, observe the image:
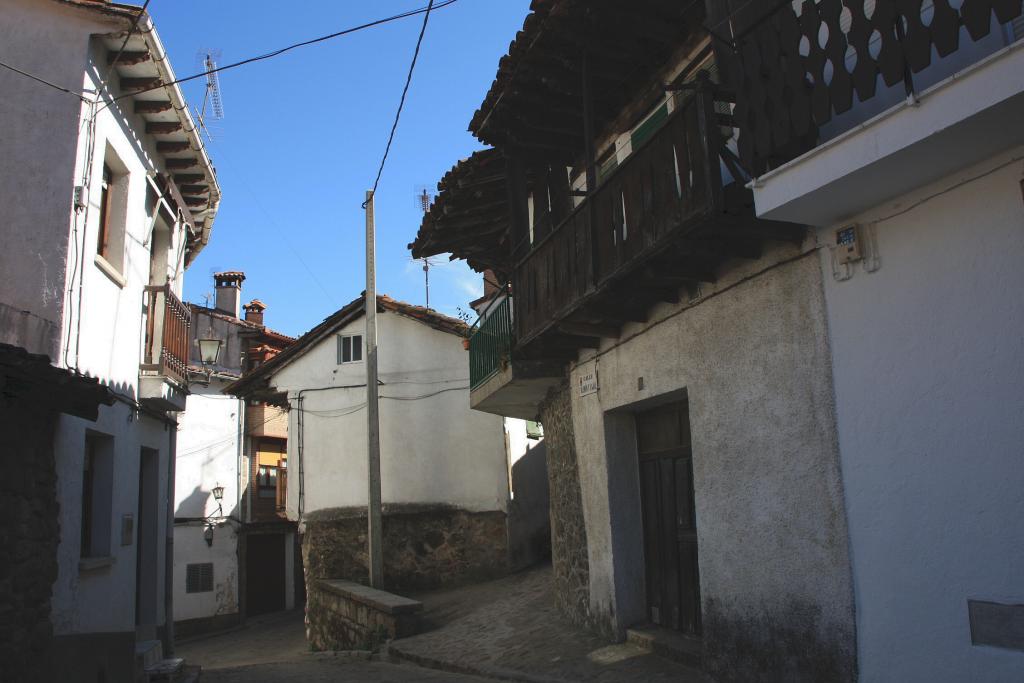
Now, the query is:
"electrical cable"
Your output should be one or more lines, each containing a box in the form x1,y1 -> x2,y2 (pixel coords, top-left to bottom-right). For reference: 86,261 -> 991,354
97,0 -> 457,112
0,61 -> 89,102
363,0 -> 436,207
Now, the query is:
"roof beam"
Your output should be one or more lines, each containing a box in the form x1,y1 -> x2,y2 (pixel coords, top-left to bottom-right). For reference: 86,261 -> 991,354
108,50 -> 151,66
134,100 -> 172,114
146,121 -> 182,135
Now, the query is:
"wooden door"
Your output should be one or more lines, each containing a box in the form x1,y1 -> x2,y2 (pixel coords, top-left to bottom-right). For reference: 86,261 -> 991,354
637,401 -> 701,636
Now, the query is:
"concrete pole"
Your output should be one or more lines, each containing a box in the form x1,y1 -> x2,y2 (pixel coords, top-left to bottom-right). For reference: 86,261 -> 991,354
364,190 -> 384,588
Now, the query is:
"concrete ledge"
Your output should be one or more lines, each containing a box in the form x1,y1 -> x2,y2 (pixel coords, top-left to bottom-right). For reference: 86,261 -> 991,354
317,580 -> 423,616
307,580 -> 422,652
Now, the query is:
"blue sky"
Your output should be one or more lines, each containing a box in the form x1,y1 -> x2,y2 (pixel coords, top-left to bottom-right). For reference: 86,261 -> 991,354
150,1 -> 528,337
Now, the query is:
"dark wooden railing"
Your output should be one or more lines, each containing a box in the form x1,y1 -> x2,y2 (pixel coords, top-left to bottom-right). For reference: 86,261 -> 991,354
143,283 -> 190,386
513,91 -> 720,347
722,0 -> 1024,175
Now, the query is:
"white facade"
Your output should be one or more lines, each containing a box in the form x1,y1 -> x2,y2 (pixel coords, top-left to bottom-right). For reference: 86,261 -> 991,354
0,0 -> 218,675
749,41 -> 1024,683
268,308 -> 509,521
174,383 -> 243,623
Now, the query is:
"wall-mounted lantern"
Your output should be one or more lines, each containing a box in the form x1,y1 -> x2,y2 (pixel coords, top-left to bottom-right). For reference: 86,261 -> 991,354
212,484 -> 225,501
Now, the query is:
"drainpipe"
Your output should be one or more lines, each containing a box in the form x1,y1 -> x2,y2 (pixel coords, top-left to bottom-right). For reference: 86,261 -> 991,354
164,421 -> 177,655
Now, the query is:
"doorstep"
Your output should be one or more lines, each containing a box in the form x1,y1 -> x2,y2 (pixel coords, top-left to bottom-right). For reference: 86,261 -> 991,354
626,624 -> 703,669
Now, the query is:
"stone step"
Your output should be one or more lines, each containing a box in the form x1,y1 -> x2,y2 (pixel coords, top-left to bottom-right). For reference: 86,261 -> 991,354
145,657 -> 185,681
626,624 -> 703,669
135,640 -> 164,671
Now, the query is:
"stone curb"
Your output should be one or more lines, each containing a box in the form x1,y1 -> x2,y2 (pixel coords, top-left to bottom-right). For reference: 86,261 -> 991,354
308,649 -> 375,660
386,643 -> 564,683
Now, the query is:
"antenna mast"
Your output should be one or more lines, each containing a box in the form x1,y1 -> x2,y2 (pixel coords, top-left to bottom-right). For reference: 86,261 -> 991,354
415,186 -> 435,309
194,50 -> 224,142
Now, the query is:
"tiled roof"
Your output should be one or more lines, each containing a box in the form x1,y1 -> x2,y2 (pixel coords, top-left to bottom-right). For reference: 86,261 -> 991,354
0,343 -> 114,420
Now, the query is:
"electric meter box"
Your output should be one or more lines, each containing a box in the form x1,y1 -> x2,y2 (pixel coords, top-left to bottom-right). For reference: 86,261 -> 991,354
835,225 -> 863,265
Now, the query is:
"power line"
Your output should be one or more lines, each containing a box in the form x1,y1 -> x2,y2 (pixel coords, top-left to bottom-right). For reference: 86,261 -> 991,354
101,0 -> 457,110
363,0 -> 436,208
0,61 -> 88,102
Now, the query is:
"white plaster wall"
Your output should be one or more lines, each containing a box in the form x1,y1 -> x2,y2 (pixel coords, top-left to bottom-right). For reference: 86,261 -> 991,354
172,523 -> 239,622
176,386 -> 243,520
819,149 -> 1024,682
0,0 -> 118,358
3,0 -> 194,640
564,240 -> 856,675
173,383 -> 242,622
51,404 -> 171,635
275,310 -> 508,519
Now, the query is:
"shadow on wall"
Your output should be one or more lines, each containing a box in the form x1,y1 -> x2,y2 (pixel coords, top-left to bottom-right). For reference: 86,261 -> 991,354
508,441 -> 551,571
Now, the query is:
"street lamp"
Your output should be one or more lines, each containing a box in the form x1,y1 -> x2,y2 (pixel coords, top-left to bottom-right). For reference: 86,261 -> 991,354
212,484 -> 225,501
197,337 -> 222,366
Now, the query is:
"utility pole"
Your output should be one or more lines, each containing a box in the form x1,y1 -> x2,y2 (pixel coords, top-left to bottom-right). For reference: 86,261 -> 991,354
365,189 -> 384,588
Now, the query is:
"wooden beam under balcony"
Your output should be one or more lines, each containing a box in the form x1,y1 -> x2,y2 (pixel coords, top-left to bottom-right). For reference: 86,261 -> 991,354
179,184 -> 209,195
121,77 -> 161,92
174,173 -> 205,184
108,50 -> 151,66
164,157 -> 199,170
157,141 -> 191,154
147,121 -> 181,135
135,100 -> 172,114
558,321 -> 620,339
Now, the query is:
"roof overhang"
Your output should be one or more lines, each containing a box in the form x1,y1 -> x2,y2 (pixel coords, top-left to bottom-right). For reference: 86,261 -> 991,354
469,0 -> 706,159
66,1 -> 222,265
409,148 -> 513,281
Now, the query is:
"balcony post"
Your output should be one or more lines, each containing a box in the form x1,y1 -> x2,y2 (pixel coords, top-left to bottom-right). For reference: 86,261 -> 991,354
581,8 -> 600,286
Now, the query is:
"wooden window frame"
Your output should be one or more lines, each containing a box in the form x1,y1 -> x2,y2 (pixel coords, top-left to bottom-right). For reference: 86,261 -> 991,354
185,562 -> 214,593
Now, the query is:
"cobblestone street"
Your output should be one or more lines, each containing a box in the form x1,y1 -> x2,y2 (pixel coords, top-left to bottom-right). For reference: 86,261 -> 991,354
176,610 -> 492,682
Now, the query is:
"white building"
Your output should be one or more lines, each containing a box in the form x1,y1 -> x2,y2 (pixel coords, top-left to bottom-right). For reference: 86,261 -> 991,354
226,295 -> 513,592
173,272 -> 298,637
735,8 -> 1024,681
0,1 -> 219,680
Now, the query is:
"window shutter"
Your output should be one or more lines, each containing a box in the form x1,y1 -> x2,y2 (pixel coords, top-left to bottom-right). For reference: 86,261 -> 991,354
353,335 -> 363,362
186,562 -> 214,593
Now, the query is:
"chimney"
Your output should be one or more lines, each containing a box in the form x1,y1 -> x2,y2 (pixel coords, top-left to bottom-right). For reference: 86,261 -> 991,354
213,271 -> 245,318
243,299 -> 266,326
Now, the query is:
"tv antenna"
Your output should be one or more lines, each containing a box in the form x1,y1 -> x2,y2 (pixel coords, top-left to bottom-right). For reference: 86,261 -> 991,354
413,185 -> 436,309
194,50 -> 224,142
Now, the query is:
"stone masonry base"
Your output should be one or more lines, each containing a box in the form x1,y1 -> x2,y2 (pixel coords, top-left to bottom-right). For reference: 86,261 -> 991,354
307,579 -> 422,651
301,505 -> 508,592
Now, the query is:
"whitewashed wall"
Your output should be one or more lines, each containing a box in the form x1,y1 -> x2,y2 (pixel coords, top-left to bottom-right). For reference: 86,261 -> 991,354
174,383 -> 243,622
275,310 -> 508,520
818,149 -> 1024,682
1,0 -> 190,642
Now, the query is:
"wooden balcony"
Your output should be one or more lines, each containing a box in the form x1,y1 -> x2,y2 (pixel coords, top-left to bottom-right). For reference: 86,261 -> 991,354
511,90 -> 798,357
140,283 -> 190,411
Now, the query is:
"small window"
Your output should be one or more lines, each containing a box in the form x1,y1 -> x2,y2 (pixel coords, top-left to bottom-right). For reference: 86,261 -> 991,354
526,420 -> 544,440
337,334 -> 363,364
186,562 -> 214,593
81,434 -> 113,559
96,164 -> 113,257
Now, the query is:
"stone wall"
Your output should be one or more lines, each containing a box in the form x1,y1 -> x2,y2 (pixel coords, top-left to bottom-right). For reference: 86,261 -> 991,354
302,505 -> 507,592
539,382 -> 592,628
0,407 -> 60,683
306,579 -> 421,651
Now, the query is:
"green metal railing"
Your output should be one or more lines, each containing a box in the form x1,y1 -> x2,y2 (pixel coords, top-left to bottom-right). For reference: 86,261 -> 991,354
469,296 -> 513,390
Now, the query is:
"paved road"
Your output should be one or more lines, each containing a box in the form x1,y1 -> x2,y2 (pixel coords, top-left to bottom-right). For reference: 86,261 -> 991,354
176,610 -> 494,682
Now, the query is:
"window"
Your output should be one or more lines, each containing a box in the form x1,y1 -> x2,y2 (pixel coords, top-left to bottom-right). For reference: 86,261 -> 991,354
81,434 -> 113,559
257,465 -> 278,499
96,164 -> 112,258
94,149 -> 128,276
337,334 -> 363,364
526,420 -> 544,440
186,562 -> 214,593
